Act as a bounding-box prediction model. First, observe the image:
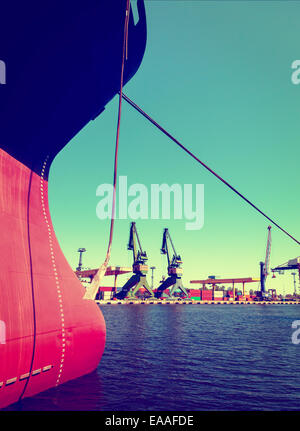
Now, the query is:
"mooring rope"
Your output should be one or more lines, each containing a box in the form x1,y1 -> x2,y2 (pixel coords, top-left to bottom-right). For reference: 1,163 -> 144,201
84,0 -> 131,299
121,92 -> 300,246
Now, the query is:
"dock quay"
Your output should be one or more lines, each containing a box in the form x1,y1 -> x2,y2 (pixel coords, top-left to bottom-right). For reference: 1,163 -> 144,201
96,300 -> 300,306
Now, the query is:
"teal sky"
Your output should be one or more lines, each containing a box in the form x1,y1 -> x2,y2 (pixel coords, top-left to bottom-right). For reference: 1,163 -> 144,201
49,1 -> 300,294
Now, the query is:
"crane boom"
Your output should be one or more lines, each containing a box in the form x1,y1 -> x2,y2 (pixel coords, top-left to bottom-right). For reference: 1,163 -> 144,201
264,225 -> 272,277
260,225 -> 272,295
161,228 -> 170,266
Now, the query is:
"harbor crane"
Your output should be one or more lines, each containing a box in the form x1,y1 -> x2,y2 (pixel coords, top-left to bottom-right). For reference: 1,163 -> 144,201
259,225 -> 272,298
115,222 -> 155,300
271,257 -> 300,294
155,228 -> 189,300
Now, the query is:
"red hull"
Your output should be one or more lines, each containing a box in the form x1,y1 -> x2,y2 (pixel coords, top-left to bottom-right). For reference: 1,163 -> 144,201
0,149 -> 106,409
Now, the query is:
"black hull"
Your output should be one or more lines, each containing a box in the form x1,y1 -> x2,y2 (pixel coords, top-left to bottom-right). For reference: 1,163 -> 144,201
0,0 -> 146,178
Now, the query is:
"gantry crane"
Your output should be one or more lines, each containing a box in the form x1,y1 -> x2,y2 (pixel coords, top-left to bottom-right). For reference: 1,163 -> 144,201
259,225 -> 272,297
155,228 -> 188,300
271,257 -> 300,294
115,222 -> 155,300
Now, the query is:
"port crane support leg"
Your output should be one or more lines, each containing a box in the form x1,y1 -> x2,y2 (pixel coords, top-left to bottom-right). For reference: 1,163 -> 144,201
130,275 -> 154,299
168,277 -> 189,299
155,276 -> 176,299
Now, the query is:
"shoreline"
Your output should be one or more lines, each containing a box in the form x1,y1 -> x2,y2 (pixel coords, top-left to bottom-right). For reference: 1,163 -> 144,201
96,300 -> 300,306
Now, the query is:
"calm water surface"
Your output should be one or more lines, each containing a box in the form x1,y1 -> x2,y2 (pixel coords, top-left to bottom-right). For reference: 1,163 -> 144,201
6,305 -> 300,411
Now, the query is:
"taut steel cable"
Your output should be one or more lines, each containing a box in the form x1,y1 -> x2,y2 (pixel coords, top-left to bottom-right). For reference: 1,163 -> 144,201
121,92 -> 300,246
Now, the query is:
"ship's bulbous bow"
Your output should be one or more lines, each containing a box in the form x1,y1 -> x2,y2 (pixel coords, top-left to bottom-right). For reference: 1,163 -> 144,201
0,148 -> 106,408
